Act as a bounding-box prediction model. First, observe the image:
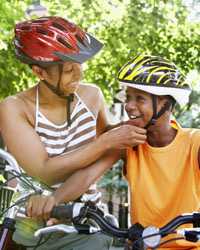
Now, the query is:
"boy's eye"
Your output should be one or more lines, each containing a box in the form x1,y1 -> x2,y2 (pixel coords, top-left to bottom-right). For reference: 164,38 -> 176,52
137,95 -> 145,101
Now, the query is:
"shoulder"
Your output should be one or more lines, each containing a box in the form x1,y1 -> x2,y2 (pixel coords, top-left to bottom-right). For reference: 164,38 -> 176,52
0,89 -> 35,125
182,128 -> 200,142
182,127 -> 200,161
76,83 -> 104,114
0,96 -> 25,133
180,127 -> 200,169
78,83 -> 103,99
0,95 -> 24,115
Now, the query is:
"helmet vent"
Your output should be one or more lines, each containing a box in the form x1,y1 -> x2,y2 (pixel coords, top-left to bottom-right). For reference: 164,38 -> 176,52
20,26 -> 30,31
57,37 -> 73,49
52,22 -> 66,31
14,16 -> 103,65
32,19 -> 47,23
75,34 -> 85,45
36,28 -> 48,35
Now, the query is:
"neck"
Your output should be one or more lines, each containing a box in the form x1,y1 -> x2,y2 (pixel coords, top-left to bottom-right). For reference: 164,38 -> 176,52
37,81 -> 67,107
147,121 -> 177,147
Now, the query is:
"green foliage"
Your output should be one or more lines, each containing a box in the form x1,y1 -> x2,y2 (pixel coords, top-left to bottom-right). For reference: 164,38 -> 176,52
0,0 -> 200,113
1,0 -> 200,193
98,159 -> 127,201
0,0 -> 35,98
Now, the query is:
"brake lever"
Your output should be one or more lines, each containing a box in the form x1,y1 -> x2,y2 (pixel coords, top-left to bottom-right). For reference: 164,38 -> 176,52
81,191 -> 102,203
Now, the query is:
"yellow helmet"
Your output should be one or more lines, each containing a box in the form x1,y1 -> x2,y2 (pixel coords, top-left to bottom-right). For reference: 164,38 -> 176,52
117,55 -> 191,106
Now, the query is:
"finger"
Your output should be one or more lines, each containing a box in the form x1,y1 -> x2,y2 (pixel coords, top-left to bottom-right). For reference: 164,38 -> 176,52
32,196 -> 47,219
43,197 -> 55,221
121,124 -> 147,134
130,126 -> 147,134
26,199 -> 33,217
131,133 -> 147,141
126,137 -> 147,146
134,139 -> 146,144
46,218 -> 59,226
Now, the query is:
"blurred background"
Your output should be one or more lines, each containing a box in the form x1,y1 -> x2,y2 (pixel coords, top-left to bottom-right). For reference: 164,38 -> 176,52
0,0 -> 200,241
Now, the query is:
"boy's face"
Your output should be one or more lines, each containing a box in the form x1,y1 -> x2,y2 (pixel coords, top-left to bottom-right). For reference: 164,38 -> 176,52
125,87 -> 154,128
125,87 -> 170,128
45,61 -> 83,95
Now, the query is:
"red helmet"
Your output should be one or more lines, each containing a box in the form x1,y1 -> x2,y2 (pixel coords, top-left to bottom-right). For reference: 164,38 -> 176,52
14,16 -> 103,66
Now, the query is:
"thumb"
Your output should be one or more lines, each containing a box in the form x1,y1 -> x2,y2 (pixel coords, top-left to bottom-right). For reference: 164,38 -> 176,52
46,218 -> 59,226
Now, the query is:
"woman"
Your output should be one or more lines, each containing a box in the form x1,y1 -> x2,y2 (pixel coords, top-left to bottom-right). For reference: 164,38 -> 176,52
0,17 -> 146,249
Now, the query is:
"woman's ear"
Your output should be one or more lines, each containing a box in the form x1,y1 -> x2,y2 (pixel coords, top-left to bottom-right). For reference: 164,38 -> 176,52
32,65 -> 46,80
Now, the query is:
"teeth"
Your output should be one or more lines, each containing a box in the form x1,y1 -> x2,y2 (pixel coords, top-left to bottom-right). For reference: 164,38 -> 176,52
130,115 -> 142,119
130,115 -> 137,119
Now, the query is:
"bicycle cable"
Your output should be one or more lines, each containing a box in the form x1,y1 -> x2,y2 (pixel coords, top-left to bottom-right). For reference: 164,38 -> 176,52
152,236 -> 185,249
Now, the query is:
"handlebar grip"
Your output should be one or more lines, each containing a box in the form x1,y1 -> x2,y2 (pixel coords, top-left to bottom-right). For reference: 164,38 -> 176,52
51,204 -> 73,220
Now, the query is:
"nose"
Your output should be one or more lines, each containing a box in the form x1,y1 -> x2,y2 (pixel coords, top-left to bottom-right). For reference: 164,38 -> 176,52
73,63 -> 82,77
73,62 -> 82,70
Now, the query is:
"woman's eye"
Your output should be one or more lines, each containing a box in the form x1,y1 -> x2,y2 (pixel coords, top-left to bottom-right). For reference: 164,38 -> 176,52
64,68 -> 73,73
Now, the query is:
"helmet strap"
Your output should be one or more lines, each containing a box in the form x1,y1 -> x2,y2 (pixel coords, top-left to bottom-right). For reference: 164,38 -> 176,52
144,95 -> 157,129
144,95 -> 172,129
42,64 -> 74,127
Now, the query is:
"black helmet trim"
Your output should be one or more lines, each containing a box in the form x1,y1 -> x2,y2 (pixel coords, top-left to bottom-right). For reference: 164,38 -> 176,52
54,33 -> 103,64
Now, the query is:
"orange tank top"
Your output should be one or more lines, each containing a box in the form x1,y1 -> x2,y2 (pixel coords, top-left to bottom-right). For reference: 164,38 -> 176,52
125,121 -> 200,249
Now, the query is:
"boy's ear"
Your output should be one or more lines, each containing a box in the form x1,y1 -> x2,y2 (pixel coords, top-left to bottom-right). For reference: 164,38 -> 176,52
161,96 -> 175,112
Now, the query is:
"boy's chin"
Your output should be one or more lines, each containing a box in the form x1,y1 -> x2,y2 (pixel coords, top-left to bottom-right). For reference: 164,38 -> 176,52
124,119 -> 143,128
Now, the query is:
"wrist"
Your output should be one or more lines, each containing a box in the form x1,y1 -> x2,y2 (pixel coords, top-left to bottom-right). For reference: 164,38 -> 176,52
97,132 -> 111,151
52,192 -> 61,205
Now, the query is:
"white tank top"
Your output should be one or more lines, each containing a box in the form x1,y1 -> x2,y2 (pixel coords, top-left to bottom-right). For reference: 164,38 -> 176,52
34,86 -> 97,191
35,86 -> 97,157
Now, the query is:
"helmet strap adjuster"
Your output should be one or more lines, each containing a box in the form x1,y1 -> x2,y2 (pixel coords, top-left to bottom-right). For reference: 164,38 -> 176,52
151,118 -> 157,125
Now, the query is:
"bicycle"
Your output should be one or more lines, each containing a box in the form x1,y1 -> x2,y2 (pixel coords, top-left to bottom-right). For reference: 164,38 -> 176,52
0,148 -> 48,250
0,148 -> 115,250
1,148 -> 200,250
36,203 -> 200,249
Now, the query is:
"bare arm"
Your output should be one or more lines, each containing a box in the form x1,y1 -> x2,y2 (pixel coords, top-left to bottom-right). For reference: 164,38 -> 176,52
95,87 -> 123,134
0,95 -> 146,185
53,149 -> 124,203
0,98 -> 110,185
26,149 -> 124,219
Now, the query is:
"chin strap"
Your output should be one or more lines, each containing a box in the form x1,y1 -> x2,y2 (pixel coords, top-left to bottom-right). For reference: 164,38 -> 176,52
42,64 -> 74,127
66,94 -> 74,127
144,95 -> 174,129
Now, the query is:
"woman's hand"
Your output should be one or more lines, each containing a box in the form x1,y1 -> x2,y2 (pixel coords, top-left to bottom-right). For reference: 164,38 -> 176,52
99,124 -> 147,150
26,194 -> 57,221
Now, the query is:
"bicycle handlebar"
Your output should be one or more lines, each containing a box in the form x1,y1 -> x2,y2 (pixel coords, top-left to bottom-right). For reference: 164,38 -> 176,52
50,203 -> 129,238
0,149 -> 21,174
1,149 -> 200,248
159,213 -> 200,235
51,203 -> 74,220
48,204 -> 200,248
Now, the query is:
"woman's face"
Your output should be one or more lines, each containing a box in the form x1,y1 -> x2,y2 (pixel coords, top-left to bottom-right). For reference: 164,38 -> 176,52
45,61 -> 83,95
